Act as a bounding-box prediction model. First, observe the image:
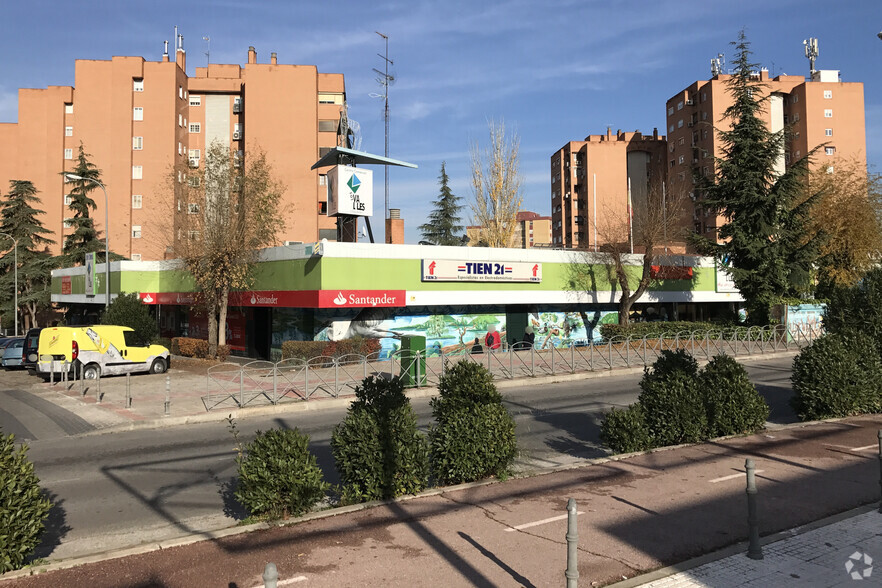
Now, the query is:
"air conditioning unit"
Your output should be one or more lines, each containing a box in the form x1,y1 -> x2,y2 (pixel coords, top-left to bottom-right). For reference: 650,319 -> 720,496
685,99 -> 694,105
687,121 -> 694,128
189,158 -> 199,168
233,99 -> 242,114
232,131 -> 242,140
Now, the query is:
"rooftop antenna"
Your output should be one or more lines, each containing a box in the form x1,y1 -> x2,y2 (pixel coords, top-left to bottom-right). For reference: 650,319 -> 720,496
163,39 -> 169,58
803,37 -> 818,75
711,53 -> 725,77
203,36 -> 210,66
370,32 -> 394,227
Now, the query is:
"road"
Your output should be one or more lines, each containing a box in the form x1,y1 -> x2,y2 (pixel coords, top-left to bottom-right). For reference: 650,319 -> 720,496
2,354 -> 796,561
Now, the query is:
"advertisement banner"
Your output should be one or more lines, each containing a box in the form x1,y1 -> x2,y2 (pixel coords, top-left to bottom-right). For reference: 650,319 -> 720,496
84,252 -> 95,295
715,260 -> 738,293
318,290 -> 405,308
327,165 -> 373,217
61,276 -> 71,295
421,259 -> 542,283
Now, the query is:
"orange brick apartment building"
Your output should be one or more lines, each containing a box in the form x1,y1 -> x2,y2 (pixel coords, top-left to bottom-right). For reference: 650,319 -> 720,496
553,67 -> 866,248
0,40 -> 347,261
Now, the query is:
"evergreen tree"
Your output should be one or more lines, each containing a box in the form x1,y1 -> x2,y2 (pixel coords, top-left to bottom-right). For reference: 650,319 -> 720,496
61,143 -> 103,266
692,31 -> 820,325
0,180 -> 56,331
419,162 -> 464,246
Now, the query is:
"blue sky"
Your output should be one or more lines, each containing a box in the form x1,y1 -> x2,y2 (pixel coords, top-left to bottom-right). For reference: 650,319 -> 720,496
1,0 -> 880,243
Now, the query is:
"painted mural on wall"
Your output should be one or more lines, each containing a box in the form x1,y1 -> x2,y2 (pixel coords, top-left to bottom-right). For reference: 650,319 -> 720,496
315,310 -> 621,360
786,304 -> 825,340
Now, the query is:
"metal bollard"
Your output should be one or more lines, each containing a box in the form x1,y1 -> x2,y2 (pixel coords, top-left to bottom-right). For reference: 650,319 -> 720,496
81,362 -> 85,395
565,498 -> 579,588
745,458 -> 763,560
50,361 -> 55,386
877,430 -> 882,514
62,361 -> 67,384
126,372 -> 131,408
97,370 -> 101,403
263,562 -> 278,588
164,374 -> 170,416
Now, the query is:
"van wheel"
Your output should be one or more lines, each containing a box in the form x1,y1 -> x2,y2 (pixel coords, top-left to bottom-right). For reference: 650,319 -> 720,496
150,358 -> 167,374
83,364 -> 101,380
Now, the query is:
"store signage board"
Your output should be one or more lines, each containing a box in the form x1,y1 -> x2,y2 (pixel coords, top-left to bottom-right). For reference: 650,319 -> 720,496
421,259 -> 541,283
327,165 -> 373,217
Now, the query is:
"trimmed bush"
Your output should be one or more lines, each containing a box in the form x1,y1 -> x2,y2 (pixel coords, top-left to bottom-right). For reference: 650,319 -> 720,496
215,344 -> 231,363
171,337 -> 211,359
824,267 -> 882,354
331,376 -> 429,503
430,362 -> 517,485
234,428 -> 328,520
281,341 -> 331,362
700,355 -> 769,437
791,331 -> 882,421
599,405 -> 653,454
599,321 -> 732,341
99,292 -> 158,346
281,338 -> 382,362
638,367 -> 706,446
0,433 -> 52,573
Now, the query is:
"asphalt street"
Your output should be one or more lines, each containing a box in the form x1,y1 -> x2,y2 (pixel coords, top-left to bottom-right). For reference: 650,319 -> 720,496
0,354 -> 797,561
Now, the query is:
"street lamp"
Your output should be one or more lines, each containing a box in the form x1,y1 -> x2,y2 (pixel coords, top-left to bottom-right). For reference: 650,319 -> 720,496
63,174 -> 110,310
0,232 -> 17,336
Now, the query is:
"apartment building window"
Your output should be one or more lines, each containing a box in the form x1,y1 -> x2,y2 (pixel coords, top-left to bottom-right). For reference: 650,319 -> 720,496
179,86 -> 183,99
65,126 -> 73,137
677,119 -> 684,128
64,194 -> 72,205
132,225 -> 142,239
133,107 -> 143,121
669,160 -> 675,168
319,147 -> 332,157
184,118 -> 187,128
825,147 -> 836,156
131,254 -> 142,262
824,90 -> 832,99
319,174 -> 327,186
702,111 -> 708,121
793,113 -> 800,122
678,155 -> 685,164
133,78 -> 144,92
667,106 -> 674,116
177,170 -> 182,183
678,137 -> 684,146
64,148 -> 73,159
189,123 -> 200,133
178,114 -> 183,127
188,230 -> 200,240
132,165 -> 143,179
63,218 -> 73,229
318,120 -> 339,132
826,166 -> 834,174
133,136 -> 143,150
824,109 -> 833,118
825,128 -> 833,136
701,92 -> 707,102
318,93 -> 343,105
178,142 -> 183,155
669,124 -> 674,133
132,194 -> 142,209
188,176 -> 201,188
65,103 -> 73,114
792,95 -> 799,104
189,149 -> 201,159
190,95 -> 201,106
188,203 -> 200,214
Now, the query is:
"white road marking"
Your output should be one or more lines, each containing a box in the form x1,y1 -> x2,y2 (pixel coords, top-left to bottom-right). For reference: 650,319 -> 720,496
851,445 -> 878,452
709,470 -> 764,484
250,576 -> 307,588
504,512 -> 584,532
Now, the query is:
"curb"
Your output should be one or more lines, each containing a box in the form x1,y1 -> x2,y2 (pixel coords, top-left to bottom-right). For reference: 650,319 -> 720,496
606,503 -> 881,588
75,349 -> 800,437
4,404 -> 867,583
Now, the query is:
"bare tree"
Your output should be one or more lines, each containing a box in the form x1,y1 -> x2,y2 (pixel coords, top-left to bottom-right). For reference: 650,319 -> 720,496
469,120 -> 523,247
168,140 -> 285,349
570,181 -> 688,325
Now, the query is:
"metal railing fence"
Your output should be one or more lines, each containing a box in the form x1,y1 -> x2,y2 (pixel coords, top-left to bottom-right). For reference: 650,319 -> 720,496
202,323 -> 821,411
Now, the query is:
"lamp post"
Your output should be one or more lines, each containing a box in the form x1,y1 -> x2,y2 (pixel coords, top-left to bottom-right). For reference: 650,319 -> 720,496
63,174 -> 110,310
0,232 -> 17,336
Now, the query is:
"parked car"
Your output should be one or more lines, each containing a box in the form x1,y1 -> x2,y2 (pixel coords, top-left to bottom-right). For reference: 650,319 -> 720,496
22,328 -> 42,373
36,325 -> 170,379
0,337 -> 15,350
1,338 -> 25,369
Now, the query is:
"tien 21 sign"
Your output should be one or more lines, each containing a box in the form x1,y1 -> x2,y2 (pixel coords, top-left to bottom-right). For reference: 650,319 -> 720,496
421,259 -> 542,283
327,165 -> 373,217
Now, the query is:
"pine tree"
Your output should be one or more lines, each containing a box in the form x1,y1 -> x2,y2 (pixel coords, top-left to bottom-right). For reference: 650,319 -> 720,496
419,162 -> 464,246
692,31 -> 820,325
61,143 -> 103,266
0,180 -> 56,331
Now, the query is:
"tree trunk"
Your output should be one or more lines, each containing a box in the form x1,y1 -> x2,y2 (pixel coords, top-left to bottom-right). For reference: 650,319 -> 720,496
207,304 -> 218,348
218,286 -> 229,348
615,251 -> 655,326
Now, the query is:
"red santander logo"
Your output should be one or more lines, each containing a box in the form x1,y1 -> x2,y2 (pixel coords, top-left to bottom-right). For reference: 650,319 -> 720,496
320,290 -> 404,308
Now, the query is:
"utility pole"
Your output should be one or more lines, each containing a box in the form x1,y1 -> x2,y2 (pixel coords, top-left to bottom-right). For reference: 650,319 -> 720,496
374,32 -> 393,235
203,36 -> 210,67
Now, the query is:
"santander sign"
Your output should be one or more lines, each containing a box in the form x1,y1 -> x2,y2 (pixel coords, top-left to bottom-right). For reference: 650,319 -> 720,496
321,290 -> 404,308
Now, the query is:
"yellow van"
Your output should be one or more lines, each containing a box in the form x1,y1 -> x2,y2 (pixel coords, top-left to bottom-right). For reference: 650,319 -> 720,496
36,326 -> 170,379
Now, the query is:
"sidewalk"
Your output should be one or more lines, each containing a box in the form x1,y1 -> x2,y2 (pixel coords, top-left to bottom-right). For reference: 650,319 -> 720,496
3,414 -> 880,587
625,508 -> 881,587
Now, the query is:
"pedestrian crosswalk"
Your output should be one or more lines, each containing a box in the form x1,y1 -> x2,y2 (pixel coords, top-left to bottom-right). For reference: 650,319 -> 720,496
0,389 -> 95,440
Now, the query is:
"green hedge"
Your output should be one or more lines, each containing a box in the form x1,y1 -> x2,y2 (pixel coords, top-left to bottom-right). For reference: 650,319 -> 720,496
0,433 -> 52,573
331,376 -> 429,503
598,321 -> 779,342
234,428 -> 328,520
600,350 -> 770,454
791,331 -> 882,421
281,338 -> 381,362
430,362 -> 517,485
